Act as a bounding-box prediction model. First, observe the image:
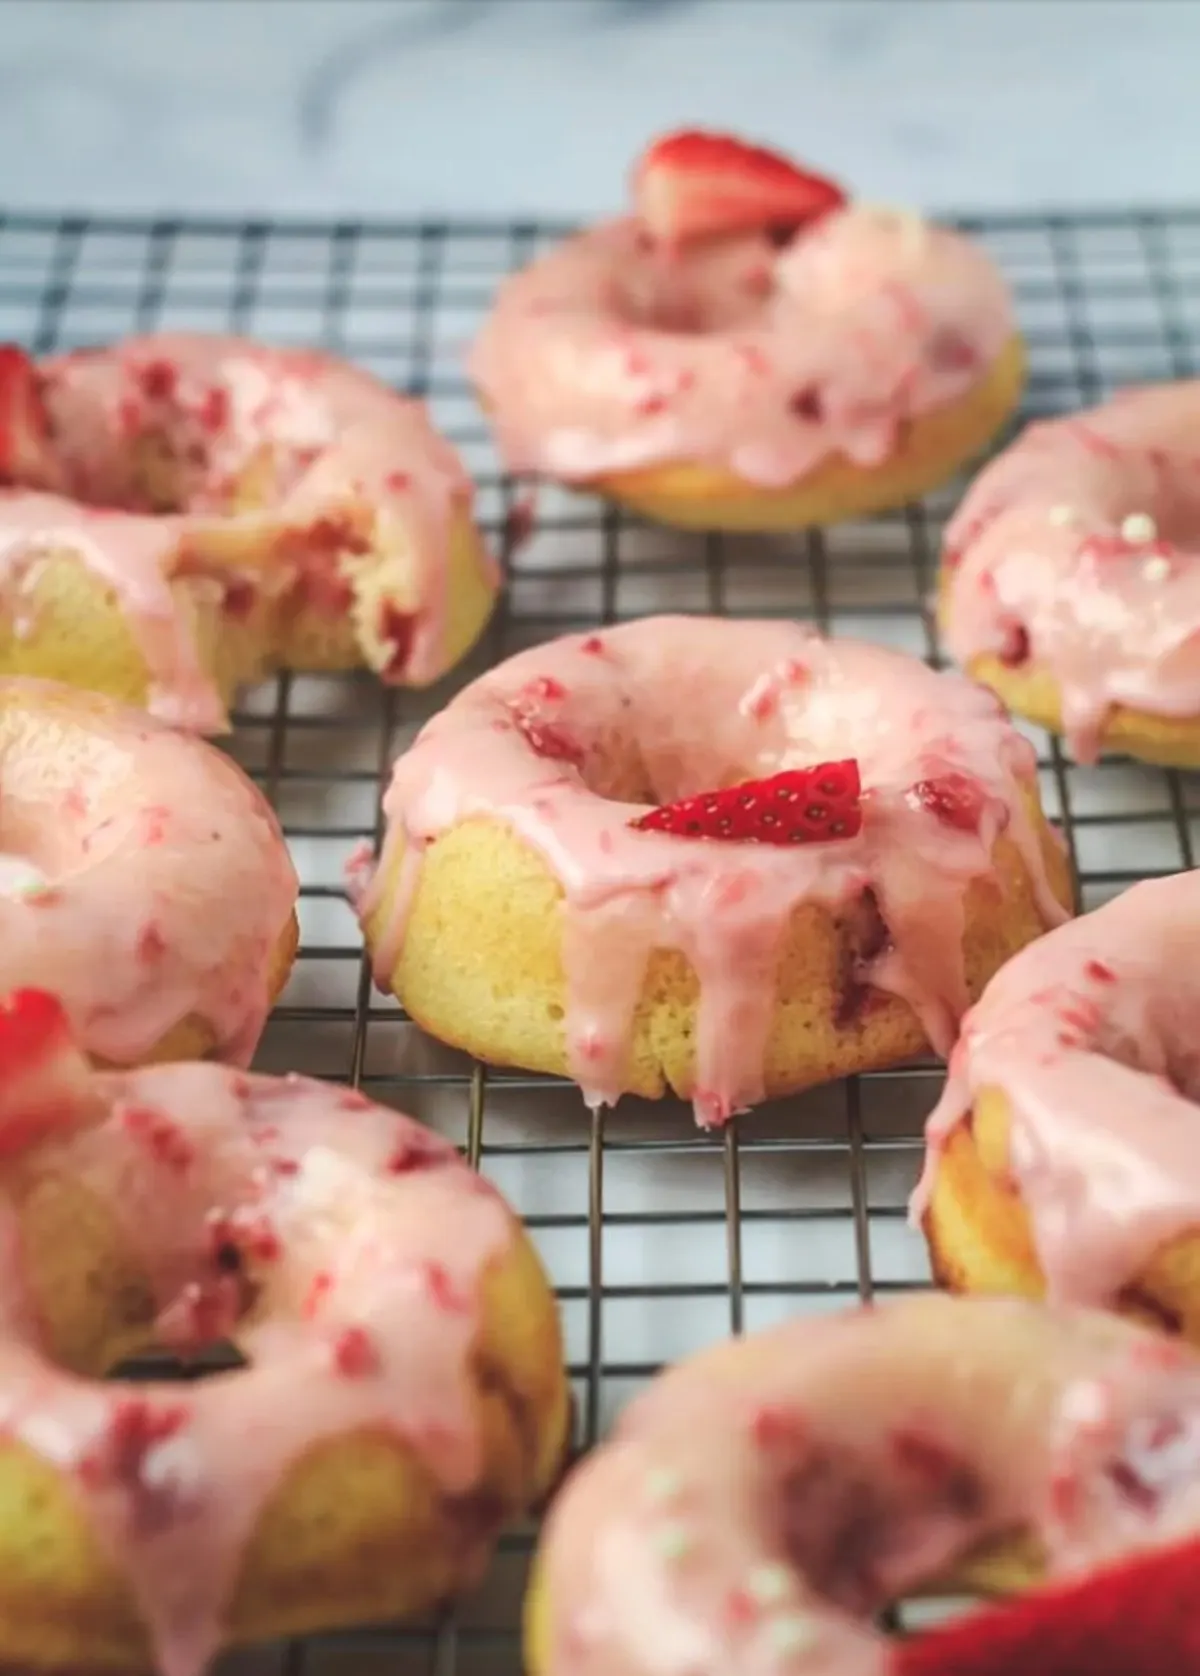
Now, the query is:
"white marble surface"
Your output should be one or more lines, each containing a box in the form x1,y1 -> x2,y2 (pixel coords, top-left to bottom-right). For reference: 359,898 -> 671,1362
2,0 -> 1198,219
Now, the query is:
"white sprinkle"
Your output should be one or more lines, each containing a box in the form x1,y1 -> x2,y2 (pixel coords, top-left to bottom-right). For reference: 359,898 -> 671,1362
645,1467 -> 682,1505
654,1522 -> 693,1561
1048,504 -> 1078,528
1144,554 -> 1172,582
1121,511 -> 1158,544
767,1613 -> 820,1657
747,1563 -> 793,1606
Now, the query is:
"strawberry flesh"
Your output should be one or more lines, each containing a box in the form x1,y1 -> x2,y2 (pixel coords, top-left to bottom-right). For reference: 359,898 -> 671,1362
632,129 -> 847,247
908,772 -> 987,835
631,761 -> 862,846
0,343 -> 51,481
895,1533 -> 1200,1676
0,988 -> 94,1154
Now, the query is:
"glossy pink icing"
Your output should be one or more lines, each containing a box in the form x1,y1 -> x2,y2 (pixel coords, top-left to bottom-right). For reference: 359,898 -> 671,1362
0,1048 -> 515,1676
351,617 -> 1067,1124
0,332 -> 497,730
0,676 -> 297,1065
469,206 -> 1015,486
535,1293 -> 1200,1676
941,382 -> 1200,762
912,870 -> 1200,1306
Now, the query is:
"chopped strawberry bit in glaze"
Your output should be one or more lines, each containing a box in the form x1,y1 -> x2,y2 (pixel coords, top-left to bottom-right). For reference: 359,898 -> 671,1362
0,989 -> 93,1151
120,1103 -> 195,1173
580,635 -> 606,656
136,922 -> 167,964
998,623 -> 1031,668
197,386 -> 229,434
927,327 -> 978,374
137,359 -> 178,401
384,470 -> 411,493
332,1324 -> 380,1377
422,1259 -> 471,1314
632,761 -> 863,846
636,393 -> 668,417
156,1274 -> 242,1351
377,604 -> 417,680
752,1404 -> 808,1452
80,1396 -> 189,1491
738,344 -> 771,377
302,1271 -> 334,1320
789,385 -> 824,422
206,1208 -> 281,1265
908,772 -> 987,835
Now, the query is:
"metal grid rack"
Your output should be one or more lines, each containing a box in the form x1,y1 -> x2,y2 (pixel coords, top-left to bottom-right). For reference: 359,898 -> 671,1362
3,204 -> 1200,1674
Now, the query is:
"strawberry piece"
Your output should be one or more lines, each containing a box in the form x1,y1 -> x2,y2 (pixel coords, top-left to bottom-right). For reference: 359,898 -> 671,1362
631,761 -> 862,846
908,772 -> 987,835
0,989 -> 93,1154
632,129 -> 847,247
894,1534 -> 1200,1676
0,343 -> 52,481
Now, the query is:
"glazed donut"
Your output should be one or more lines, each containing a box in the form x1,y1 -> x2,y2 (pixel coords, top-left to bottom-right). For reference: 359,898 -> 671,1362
0,676 -> 297,1065
916,870 -> 1200,1344
470,130 -> 1024,532
0,988 -> 568,1675
350,616 -> 1071,1125
0,332 -> 498,730
940,381 -> 1200,766
526,1291 -> 1200,1676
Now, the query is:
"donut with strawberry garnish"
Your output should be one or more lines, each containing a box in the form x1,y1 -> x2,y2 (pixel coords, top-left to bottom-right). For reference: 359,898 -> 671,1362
525,1292 -> 1200,1676
915,870 -> 1200,1348
349,616 -> 1070,1123
0,333 -> 498,731
0,988 -> 568,1675
470,129 -> 1024,532
940,381 -> 1200,766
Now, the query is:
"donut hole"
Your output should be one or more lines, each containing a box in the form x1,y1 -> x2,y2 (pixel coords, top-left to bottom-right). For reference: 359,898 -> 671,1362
610,234 -> 775,337
36,349 -> 332,518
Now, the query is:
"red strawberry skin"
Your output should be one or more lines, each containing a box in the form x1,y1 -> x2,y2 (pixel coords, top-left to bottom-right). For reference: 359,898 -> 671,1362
631,760 -> 862,846
0,343 -> 52,481
0,988 -> 94,1156
632,129 -> 847,247
895,1535 -> 1200,1676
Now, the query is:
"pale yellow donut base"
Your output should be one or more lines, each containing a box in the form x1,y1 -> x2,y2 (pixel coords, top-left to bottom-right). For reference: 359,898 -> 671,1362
362,792 -> 1072,1106
0,1160 -> 570,1670
587,336 -> 1026,532
0,505 -> 494,724
949,649 -> 1200,770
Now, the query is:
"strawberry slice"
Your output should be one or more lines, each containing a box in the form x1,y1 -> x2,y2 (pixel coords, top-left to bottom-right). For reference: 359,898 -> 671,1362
0,343 -> 51,482
895,1534 -> 1200,1676
0,989 -> 95,1156
631,761 -> 862,845
632,129 -> 847,247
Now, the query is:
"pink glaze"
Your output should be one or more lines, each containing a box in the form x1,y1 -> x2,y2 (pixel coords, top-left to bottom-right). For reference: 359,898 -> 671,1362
535,1292 -> 1200,1676
0,333 -> 497,730
0,1050 -> 515,1676
0,676 -> 297,1064
351,617 -> 1067,1124
469,207 -> 1015,487
942,382 -> 1200,762
912,870 -> 1200,1307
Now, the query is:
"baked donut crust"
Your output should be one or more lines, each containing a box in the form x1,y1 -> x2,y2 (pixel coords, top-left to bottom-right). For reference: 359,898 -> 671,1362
353,618 -> 1072,1123
915,871 -> 1200,1347
523,1293 -> 1200,1676
0,1021 -> 569,1673
0,677 -> 299,1066
939,380 -> 1200,765
0,334 -> 498,730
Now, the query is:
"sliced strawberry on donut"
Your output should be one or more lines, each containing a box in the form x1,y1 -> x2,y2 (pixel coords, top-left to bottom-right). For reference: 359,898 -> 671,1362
632,130 -> 847,247
0,343 -> 52,481
0,989 -> 95,1154
895,1532 -> 1200,1676
631,760 -> 862,845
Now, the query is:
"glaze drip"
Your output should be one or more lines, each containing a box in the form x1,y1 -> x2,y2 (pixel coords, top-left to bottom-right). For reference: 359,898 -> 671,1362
351,617 -> 1068,1123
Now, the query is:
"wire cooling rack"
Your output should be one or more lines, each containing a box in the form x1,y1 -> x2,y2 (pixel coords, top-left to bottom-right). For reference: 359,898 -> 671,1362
3,205 -> 1200,1674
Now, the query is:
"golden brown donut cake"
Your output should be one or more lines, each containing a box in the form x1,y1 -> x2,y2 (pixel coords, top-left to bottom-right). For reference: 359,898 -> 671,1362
0,988 -> 569,1675
915,870 -> 1200,1344
351,616 -> 1072,1125
940,381 -> 1200,766
525,1292 -> 1200,1676
471,130 -> 1024,532
0,333 -> 498,730
0,676 -> 297,1066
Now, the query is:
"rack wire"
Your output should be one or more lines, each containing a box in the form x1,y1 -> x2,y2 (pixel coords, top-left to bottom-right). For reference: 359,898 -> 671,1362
4,204 -> 1200,1674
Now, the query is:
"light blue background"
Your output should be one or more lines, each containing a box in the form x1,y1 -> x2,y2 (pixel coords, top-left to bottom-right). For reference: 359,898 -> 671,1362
3,0 -> 1197,217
